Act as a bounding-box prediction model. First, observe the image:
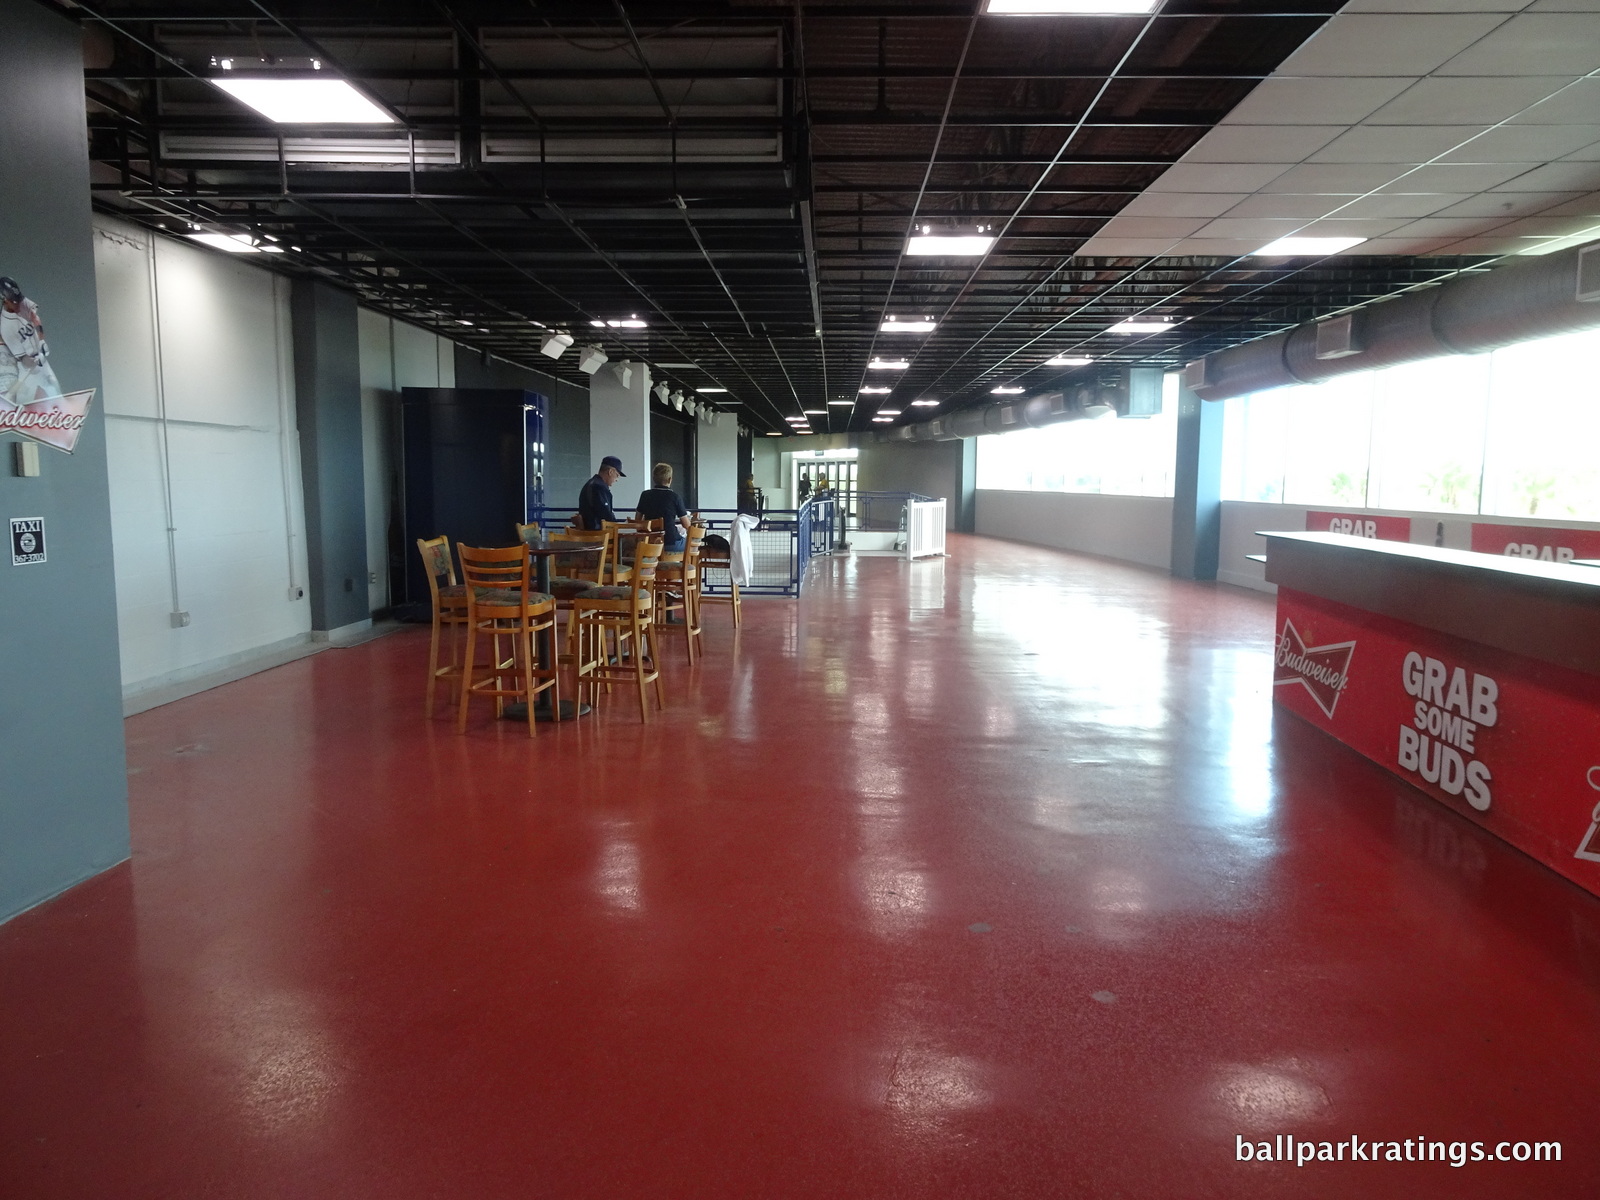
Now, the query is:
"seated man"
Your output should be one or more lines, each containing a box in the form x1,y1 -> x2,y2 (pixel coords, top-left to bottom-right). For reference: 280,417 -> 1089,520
577,456 -> 625,529
634,462 -> 689,553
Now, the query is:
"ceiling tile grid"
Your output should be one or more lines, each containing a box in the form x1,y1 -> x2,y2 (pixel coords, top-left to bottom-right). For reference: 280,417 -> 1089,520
1080,1 -> 1600,262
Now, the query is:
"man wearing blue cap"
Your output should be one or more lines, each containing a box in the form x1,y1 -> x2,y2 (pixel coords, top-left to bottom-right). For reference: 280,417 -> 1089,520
577,456 -> 626,529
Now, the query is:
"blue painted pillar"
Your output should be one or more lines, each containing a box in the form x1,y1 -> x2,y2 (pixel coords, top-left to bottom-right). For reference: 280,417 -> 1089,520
1170,383 -> 1223,581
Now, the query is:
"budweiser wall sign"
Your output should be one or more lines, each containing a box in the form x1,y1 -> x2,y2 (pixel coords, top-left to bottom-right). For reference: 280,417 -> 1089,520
0,389 -> 95,452
1273,619 -> 1355,717
0,273 -> 93,454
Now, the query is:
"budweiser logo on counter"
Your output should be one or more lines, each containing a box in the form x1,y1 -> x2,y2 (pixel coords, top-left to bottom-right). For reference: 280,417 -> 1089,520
1273,619 -> 1356,718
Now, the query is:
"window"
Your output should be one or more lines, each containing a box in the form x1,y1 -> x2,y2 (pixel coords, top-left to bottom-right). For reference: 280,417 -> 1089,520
1220,325 -> 1600,522
975,373 -> 1178,497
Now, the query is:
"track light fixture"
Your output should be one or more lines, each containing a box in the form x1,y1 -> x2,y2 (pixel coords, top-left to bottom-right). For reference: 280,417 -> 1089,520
540,330 -> 574,359
577,345 -> 608,375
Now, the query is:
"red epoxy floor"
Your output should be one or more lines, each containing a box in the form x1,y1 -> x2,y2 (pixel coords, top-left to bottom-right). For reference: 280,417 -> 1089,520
4,534 -> 1600,1199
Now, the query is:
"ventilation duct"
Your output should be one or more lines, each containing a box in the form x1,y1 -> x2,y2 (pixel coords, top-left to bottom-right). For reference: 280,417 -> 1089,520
1184,238 -> 1600,403
880,367 -> 1159,443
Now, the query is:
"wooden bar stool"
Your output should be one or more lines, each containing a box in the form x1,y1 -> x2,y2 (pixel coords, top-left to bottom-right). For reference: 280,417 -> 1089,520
603,519 -> 662,586
543,527 -> 610,654
696,529 -> 741,629
654,524 -> 706,664
456,544 -> 559,738
416,535 -> 470,717
573,540 -> 664,723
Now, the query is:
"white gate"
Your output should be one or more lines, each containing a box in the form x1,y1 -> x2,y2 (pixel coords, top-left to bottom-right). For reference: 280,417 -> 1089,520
905,498 -> 946,560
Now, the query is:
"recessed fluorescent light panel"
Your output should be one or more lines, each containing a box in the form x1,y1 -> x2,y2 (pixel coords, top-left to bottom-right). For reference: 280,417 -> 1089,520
881,317 -> 937,333
877,409 -> 902,416
827,399 -> 854,406
859,386 -> 892,394
911,399 -> 940,407
766,431 -> 784,436
990,386 -> 1024,395
695,387 -> 728,393
187,232 -> 271,253
1108,319 -> 1176,334
872,416 -> 894,423
1253,236 -> 1367,256
211,77 -> 394,124
804,409 -> 826,415
906,235 -> 995,256
1047,355 -> 1094,366
984,0 -> 1157,12
591,317 -> 649,328
868,359 -> 909,370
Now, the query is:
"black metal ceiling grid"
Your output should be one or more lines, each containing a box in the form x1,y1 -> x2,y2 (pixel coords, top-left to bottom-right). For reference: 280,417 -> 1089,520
74,0 -> 1489,435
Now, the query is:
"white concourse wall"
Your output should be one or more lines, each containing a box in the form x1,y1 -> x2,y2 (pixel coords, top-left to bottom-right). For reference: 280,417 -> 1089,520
696,414 -> 738,511
356,308 -> 455,611
589,359 -> 650,488
94,217 -> 310,695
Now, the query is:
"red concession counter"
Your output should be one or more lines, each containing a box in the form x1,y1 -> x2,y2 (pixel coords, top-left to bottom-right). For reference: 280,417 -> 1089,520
1262,531 -> 1600,896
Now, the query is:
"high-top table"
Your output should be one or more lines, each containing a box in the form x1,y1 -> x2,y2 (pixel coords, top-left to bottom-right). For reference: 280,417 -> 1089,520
1261,531 -> 1600,897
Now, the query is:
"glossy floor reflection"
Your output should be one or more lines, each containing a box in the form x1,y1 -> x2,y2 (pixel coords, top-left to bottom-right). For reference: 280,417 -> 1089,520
4,534 -> 1599,1198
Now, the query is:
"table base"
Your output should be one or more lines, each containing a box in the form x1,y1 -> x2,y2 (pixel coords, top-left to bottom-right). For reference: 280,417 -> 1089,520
501,699 -> 592,723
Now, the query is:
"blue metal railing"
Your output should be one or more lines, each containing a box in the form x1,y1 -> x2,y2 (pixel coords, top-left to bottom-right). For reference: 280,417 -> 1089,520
529,500 -> 837,597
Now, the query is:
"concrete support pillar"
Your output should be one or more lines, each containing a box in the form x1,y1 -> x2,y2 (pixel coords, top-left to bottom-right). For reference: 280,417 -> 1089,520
291,279 -> 369,635
956,437 -> 977,533
588,357 -> 650,503
1170,383 -> 1224,581
696,412 -> 739,512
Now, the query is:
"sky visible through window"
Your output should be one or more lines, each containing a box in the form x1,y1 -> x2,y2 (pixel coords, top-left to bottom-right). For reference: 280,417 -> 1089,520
975,373 -> 1179,498
1218,326 -> 1600,520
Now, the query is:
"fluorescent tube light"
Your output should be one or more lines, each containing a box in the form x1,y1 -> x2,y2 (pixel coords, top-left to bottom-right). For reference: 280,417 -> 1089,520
984,0 -> 1157,12
911,399 -> 940,407
211,77 -> 394,124
804,409 -> 826,415
868,359 -> 909,370
859,386 -> 892,394
187,232 -> 264,253
906,235 -> 995,256
766,431 -> 784,436
1108,319 -> 1176,334
827,399 -> 854,406
1047,355 -> 1094,366
695,387 -> 728,393
990,386 -> 1024,395
1253,236 -> 1367,256
877,409 -> 902,416
881,317 -> 937,333
872,416 -> 894,423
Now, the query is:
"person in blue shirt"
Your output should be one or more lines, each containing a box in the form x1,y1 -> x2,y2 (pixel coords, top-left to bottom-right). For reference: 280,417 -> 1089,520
577,456 -> 625,529
634,462 -> 689,552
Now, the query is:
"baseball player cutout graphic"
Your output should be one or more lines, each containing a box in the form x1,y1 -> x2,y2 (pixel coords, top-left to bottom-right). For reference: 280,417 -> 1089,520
0,276 -> 63,409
